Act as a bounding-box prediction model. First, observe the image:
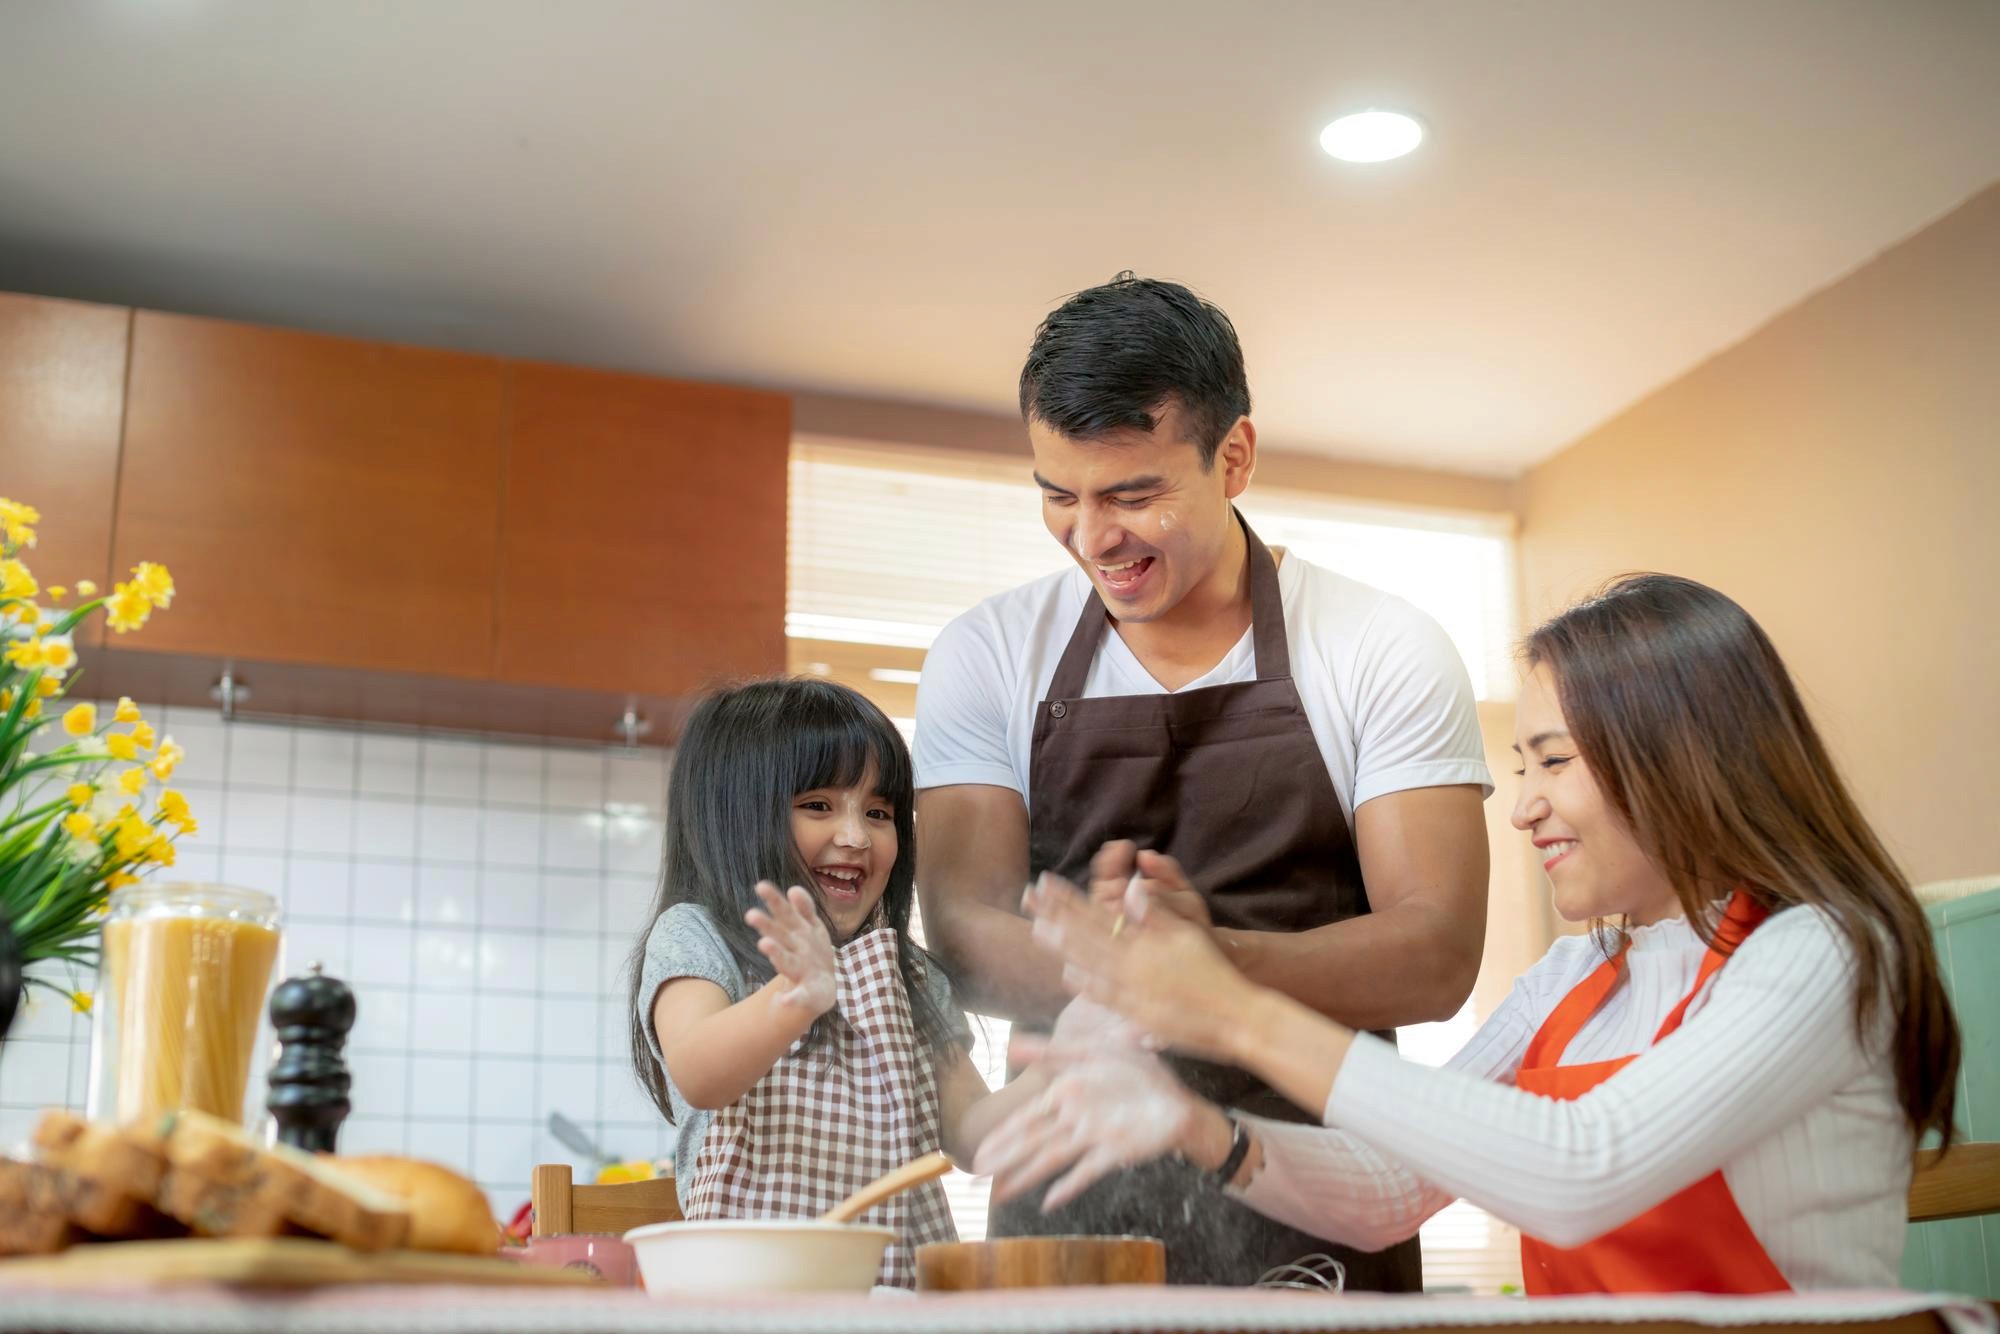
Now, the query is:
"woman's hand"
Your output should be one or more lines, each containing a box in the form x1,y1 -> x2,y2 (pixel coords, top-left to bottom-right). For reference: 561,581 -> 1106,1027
975,1044 -> 1215,1210
1025,872 -> 1259,1063
745,881 -> 836,1015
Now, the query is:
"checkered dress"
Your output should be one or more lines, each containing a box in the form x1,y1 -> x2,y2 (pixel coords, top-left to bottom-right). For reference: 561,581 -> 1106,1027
682,924 -> 960,1288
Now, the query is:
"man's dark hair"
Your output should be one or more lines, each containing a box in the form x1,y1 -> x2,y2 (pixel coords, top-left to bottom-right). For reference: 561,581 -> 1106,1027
1018,272 -> 1251,469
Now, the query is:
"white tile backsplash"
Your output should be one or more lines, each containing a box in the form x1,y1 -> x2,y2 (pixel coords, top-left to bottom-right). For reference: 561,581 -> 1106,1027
1,704 -> 674,1212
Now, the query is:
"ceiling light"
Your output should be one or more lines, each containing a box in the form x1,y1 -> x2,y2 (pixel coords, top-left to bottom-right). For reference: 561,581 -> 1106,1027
1319,110 -> 1425,163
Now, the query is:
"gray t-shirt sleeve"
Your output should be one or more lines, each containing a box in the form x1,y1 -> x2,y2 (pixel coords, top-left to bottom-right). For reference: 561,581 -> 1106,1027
638,903 -> 747,1066
912,946 -> 976,1054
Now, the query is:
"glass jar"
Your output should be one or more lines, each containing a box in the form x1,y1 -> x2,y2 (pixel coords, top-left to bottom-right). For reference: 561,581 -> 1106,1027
87,882 -> 283,1127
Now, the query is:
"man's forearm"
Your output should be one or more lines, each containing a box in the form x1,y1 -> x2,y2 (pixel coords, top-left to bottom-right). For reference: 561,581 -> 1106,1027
1218,899 -> 1479,1031
935,899 -> 1072,1026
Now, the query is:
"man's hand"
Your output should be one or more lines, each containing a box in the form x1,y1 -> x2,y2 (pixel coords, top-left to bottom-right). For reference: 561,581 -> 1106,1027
1088,840 -> 1213,928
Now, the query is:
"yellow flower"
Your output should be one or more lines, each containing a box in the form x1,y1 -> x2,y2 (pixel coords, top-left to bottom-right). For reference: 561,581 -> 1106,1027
35,675 -> 61,698
10,603 -> 35,624
105,580 -> 151,633
70,991 -> 93,1015
39,635 -> 76,674
106,870 -> 138,890
130,721 -> 156,751
106,733 -> 139,762
45,585 -> 67,602
23,699 -> 40,719
62,702 -> 97,736
1,558 -> 36,601
130,562 -> 174,609
0,498 -> 39,548
117,767 -> 148,796
0,687 -> 11,711
75,579 -> 97,598
66,782 -> 94,808
114,697 -> 142,723
157,788 -> 198,836
2,639 -> 38,670
149,738 -> 184,782
62,810 -> 97,841
147,836 -> 176,867
111,808 -> 151,861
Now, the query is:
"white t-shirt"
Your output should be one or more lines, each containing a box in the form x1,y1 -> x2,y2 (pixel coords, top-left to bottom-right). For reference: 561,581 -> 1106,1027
914,553 -> 1492,825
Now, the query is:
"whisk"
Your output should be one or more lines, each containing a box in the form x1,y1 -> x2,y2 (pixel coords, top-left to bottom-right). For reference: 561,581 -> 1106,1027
1256,1253 -> 1347,1292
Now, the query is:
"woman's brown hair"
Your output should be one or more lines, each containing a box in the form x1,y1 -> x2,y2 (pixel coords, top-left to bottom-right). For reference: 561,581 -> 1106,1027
1525,573 -> 1960,1144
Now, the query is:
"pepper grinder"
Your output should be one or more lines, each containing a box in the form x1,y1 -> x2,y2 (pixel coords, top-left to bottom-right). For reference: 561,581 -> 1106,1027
266,962 -> 356,1153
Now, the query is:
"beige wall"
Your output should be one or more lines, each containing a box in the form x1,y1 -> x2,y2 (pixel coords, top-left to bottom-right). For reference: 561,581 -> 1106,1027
1518,183 -> 2000,886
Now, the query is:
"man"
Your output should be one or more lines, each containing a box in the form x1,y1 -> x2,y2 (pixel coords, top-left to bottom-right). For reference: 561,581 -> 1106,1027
914,274 -> 1491,1289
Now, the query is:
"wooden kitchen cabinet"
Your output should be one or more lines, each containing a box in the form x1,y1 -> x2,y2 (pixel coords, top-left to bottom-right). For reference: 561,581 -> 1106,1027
0,293 -> 130,644
112,312 -> 508,679
495,363 -> 790,698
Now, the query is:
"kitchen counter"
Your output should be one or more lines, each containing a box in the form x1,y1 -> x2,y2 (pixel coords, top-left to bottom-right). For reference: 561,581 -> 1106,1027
0,1285 -> 1991,1334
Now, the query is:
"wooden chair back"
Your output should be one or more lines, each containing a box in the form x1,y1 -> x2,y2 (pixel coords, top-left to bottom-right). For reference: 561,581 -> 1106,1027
530,1163 -> 683,1237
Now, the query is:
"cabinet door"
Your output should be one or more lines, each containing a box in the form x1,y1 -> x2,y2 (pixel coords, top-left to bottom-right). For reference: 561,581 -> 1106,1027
0,293 -> 129,643
114,312 -> 506,677
496,364 -> 790,698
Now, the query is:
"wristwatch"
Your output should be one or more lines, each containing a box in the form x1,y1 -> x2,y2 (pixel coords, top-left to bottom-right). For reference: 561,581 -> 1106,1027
1213,1114 -> 1252,1185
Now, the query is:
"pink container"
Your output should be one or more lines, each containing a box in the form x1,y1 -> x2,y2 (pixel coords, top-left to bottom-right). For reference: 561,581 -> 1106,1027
510,1234 -> 639,1287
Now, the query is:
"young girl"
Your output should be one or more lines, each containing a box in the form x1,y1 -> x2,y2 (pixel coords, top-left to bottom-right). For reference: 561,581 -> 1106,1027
978,574 -> 1961,1294
626,678 -> 1033,1288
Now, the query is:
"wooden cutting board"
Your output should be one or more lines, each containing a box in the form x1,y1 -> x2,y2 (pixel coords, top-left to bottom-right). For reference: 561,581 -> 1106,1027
916,1235 -> 1167,1290
0,1237 -> 599,1288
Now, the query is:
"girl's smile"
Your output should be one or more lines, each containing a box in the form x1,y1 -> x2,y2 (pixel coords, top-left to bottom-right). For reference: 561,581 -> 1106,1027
792,759 -> 896,939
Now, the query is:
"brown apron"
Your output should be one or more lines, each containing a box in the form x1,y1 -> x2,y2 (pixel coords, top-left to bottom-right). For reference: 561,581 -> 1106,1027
992,510 -> 1423,1291
684,923 -> 959,1288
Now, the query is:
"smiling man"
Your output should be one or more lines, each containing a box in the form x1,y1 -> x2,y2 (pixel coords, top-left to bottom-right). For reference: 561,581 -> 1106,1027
913,274 -> 1493,1288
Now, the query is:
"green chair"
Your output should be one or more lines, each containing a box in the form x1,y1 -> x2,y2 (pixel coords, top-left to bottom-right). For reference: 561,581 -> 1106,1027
1902,880 -> 2000,1297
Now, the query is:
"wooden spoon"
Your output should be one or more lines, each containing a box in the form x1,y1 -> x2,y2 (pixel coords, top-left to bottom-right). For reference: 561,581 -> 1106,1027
819,1151 -> 955,1224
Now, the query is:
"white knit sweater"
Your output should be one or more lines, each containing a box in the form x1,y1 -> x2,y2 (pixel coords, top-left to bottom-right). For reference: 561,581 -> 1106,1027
1236,905 -> 1913,1289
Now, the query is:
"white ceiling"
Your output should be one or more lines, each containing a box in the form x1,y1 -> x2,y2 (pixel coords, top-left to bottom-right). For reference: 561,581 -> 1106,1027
2,2 -> 1997,476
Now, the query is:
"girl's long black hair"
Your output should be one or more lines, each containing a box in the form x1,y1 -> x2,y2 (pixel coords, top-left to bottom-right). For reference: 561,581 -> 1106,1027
627,677 -> 959,1121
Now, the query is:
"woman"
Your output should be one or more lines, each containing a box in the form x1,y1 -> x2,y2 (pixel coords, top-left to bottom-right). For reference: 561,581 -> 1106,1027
978,574 -> 1960,1293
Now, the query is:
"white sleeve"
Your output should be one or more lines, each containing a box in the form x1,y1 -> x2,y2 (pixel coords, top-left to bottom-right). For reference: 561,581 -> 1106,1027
1233,965 -> 1547,1249
1323,909 -> 1875,1247
1348,595 -> 1492,806
913,609 -> 1021,793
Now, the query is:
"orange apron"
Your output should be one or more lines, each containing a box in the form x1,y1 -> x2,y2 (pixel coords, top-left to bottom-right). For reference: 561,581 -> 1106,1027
1514,890 -> 1791,1296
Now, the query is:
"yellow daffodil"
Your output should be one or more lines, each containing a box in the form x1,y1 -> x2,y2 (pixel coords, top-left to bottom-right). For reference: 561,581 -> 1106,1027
105,580 -> 151,633
42,635 -> 76,673
70,991 -> 94,1015
3,639 -> 39,670
111,808 -> 151,861
114,697 -> 142,723
130,721 -> 156,751
75,579 -> 97,598
23,698 -> 41,720
130,562 -> 174,609
62,810 -> 97,841
45,585 -> 67,602
148,738 -> 184,782
0,558 -> 37,601
0,687 -> 12,711
148,837 -> 176,866
117,767 -> 147,796
0,498 -> 39,548
62,702 -> 97,736
106,870 -> 138,890
157,788 -> 198,836
106,733 -> 139,762
67,782 -> 94,808
35,675 -> 61,698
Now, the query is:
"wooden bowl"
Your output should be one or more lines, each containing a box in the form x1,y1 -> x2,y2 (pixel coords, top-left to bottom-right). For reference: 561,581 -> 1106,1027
915,1235 -> 1166,1290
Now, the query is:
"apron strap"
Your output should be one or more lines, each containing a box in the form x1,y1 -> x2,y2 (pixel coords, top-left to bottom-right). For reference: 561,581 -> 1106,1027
1521,945 -> 1629,1070
1043,507 -> 1289,701
1651,889 -> 1769,1043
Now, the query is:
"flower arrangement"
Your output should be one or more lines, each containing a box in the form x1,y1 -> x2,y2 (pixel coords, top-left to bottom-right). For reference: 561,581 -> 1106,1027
0,496 -> 195,1030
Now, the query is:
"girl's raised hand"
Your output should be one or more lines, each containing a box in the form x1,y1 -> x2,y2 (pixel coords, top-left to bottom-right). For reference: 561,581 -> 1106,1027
746,881 -> 837,1015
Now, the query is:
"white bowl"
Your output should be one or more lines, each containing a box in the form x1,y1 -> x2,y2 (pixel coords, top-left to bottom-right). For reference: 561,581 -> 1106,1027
623,1218 -> 897,1294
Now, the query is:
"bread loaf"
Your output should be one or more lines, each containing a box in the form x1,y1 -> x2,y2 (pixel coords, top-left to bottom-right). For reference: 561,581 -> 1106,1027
0,1158 -> 78,1256
158,1111 -> 410,1251
324,1156 -> 500,1255
31,1110 -> 179,1239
